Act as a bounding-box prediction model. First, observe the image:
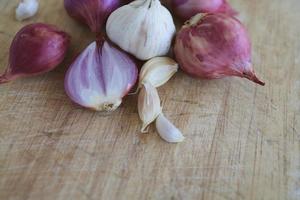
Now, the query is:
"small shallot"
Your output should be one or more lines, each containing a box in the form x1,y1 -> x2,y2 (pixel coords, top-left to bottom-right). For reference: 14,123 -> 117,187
65,38 -> 138,111
64,0 -> 120,33
172,0 -> 237,21
174,13 -> 265,85
0,23 -> 70,84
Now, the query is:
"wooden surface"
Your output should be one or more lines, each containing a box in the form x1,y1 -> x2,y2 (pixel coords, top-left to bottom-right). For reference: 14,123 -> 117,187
0,0 -> 300,199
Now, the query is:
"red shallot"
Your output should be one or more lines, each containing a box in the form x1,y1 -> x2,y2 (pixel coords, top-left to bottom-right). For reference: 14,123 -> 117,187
16,0 -> 39,21
64,0 -> 121,33
172,0 -> 237,21
64,38 -> 138,111
0,23 -> 70,84
174,14 -> 265,86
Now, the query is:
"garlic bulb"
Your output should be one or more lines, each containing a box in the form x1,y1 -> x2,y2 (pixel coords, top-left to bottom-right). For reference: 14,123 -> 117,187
156,113 -> 185,143
106,0 -> 176,60
16,0 -> 39,21
138,57 -> 178,89
138,82 -> 162,132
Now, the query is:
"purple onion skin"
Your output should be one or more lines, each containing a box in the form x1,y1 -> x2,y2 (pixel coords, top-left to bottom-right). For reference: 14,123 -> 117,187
64,0 -> 121,33
174,14 -> 265,86
172,0 -> 237,21
64,38 -> 138,111
0,23 -> 70,84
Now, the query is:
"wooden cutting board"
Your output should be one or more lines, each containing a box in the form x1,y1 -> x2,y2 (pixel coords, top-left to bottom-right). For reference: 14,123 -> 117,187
0,0 -> 300,199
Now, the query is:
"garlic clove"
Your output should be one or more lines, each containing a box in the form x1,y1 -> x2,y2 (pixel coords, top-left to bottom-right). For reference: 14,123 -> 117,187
16,0 -> 39,21
106,0 -> 176,60
156,113 -> 185,143
65,39 -> 138,111
138,82 -> 162,132
138,57 -> 178,89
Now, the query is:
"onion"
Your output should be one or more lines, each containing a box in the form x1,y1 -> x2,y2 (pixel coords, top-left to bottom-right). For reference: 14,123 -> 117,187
172,0 -> 237,21
64,0 -> 121,33
64,38 -> 138,111
174,14 -> 265,86
0,23 -> 70,84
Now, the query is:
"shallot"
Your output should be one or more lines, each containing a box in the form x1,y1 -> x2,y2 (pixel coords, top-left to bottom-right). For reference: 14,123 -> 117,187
64,0 -> 120,33
64,38 -> 138,111
172,0 -> 237,21
0,23 -> 70,84
174,13 -> 265,86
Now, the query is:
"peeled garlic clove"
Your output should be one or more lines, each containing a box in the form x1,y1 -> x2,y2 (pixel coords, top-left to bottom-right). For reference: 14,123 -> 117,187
65,39 -> 138,111
106,0 -> 176,60
16,0 -> 39,21
138,57 -> 178,89
156,113 -> 185,143
138,82 -> 162,132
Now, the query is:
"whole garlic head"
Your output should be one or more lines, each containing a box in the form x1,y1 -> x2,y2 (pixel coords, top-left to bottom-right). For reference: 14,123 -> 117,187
106,0 -> 176,60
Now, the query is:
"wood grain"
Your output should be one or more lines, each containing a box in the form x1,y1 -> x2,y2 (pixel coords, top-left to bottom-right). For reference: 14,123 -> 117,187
0,0 -> 300,199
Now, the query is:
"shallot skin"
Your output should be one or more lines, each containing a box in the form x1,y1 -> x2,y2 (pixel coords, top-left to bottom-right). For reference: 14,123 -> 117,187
172,0 -> 237,21
0,23 -> 70,84
174,14 -> 265,85
64,0 -> 120,33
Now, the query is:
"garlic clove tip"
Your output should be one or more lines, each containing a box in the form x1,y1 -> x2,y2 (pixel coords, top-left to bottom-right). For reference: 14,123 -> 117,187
64,39 -> 138,111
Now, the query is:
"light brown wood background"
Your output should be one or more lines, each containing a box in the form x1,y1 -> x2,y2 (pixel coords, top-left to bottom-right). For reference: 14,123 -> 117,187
0,0 -> 300,199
